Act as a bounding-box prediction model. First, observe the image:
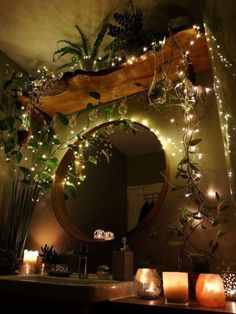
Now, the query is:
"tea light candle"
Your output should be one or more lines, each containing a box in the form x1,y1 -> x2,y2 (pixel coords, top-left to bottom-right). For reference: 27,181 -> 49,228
21,250 -> 39,274
162,272 -> 189,305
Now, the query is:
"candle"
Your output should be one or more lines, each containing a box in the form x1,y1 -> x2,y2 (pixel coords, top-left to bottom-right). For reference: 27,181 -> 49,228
195,273 -> 225,307
23,250 -> 38,264
162,272 -> 189,305
134,268 -> 161,299
21,250 -> 39,274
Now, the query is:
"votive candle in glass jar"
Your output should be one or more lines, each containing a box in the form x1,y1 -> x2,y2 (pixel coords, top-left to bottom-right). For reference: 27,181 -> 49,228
134,268 -> 161,299
221,271 -> 236,301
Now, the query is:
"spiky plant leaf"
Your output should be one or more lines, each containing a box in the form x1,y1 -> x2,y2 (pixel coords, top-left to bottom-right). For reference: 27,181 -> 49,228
74,25 -> 90,56
90,23 -> 109,60
53,47 -> 83,62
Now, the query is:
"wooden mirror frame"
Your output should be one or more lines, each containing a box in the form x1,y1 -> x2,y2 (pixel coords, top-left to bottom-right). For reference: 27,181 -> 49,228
51,120 -> 170,243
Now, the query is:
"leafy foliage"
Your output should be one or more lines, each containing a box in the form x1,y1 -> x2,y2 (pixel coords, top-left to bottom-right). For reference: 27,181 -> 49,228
53,23 -> 110,72
106,2 -> 149,56
39,244 -> 59,264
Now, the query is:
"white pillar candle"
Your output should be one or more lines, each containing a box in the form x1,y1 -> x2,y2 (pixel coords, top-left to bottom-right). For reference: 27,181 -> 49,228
22,250 -> 39,275
162,272 -> 189,305
23,250 -> 38,265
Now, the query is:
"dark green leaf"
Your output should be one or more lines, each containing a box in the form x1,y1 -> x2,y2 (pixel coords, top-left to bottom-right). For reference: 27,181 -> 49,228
86,103 -> 95,111
79,174 -> 85,181
220,205 -> 230,211
5,137 -> 16,153
189,138 -> 202,146
64,193 -> 69,200
19,166 -> 31,175
21,179 -> 31,186
215,191 -> 220,201
28,140 -> 39,149
46,157 -> 58,171
89,91 -> 100,100
52,138 -> 61,145
217,231 -> 228,239
16,152 -> 22,164
88,155 -> 97,165
212,219 -> 219,227
168,241 -> 183,246
221,218 -> 228,224
135,82 -> 145,87
105,105 -> 115,120
66,182 -> 77,197
175,171 -> 181,179
210,241 -> 219,254
0,117 -> 14,131
41,171 -> 52,181
56,112 -> 69,125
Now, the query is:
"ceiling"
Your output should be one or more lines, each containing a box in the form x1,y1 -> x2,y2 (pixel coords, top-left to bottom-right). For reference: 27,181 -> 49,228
0,0 -> 202,74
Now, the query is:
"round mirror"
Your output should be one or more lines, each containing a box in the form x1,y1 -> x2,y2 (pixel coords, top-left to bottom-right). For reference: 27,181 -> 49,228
52,120 -> 169,242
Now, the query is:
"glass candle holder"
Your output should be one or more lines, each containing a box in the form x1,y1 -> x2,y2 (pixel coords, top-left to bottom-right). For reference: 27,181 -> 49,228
162,272 -> 189,305
134,268 -> 161,299
221,271 -> 236,301
195,273 -> 225,307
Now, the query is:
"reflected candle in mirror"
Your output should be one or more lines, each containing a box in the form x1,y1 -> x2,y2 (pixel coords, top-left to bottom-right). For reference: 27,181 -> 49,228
21,250 -> 39,274
105,231 -> 114,241
162,272 -> 189,305
93,229 -> 106,241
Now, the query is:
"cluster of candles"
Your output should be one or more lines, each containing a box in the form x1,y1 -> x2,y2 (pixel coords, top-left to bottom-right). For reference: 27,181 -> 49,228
134,269 -> 236,307
93,229 -> 114,241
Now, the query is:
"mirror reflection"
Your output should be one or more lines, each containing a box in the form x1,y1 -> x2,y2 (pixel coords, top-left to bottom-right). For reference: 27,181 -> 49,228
64,121 -> 167,240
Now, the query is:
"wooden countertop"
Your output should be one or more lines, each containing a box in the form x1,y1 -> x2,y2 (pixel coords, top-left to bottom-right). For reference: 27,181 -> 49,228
110,297 -> 236,314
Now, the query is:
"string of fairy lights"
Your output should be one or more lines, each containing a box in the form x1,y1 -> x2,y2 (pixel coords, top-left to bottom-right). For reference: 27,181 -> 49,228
0,24 -> 227,211
204,23 -> 236,180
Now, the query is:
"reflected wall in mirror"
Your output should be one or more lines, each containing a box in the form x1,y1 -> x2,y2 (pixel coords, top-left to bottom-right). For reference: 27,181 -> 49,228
52,120 -> 169,242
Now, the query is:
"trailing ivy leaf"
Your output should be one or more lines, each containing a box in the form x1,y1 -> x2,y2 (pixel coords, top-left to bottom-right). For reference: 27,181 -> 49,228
66,182 -> 77,197
180,174 -> 189,179
86,103 -> 95,111
5,137 -> 16,153
41,171 -> 52,181
212,219 -> 219,226
79,174 -> 85,181
88,155 -> 97,165
217,231 -> 228,239
21,179 -> 31,186
89,91 -> 100,100
52,138 -> 61,145
189,138 -> 202,146
175,171 -> 181,179
56,112 -> 69,125
16,152 -> 22,164
215,191 -> 220,201
19,166 -> 31,176
209,241 -> 219,254
105,105 -> 115,120
221,218 -> 228,224
46,157 -> 58,171
0,117 -> 14,131
168,241 -> 183,246
68,143 -> 79,152
135,82 -> 145,87
220,204 -> 230,211
28,140 -> 39,149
